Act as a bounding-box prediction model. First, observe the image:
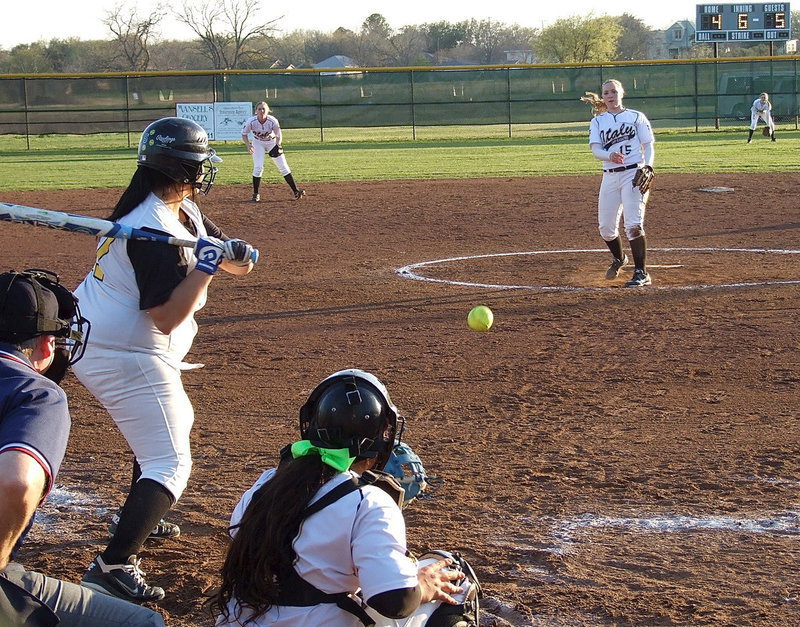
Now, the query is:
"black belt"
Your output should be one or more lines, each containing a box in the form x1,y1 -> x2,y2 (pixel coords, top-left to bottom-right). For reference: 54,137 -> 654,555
604,163 -> 638,173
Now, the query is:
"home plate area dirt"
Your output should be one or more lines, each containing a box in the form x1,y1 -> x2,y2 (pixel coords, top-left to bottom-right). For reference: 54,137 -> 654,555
2,172 -> 799,626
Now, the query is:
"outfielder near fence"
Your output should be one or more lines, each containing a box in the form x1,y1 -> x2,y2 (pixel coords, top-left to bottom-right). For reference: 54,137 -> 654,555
0,55 -> 798,144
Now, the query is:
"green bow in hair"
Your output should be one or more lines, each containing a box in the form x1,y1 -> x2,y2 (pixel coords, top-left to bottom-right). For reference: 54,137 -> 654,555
291,440 -> 356,472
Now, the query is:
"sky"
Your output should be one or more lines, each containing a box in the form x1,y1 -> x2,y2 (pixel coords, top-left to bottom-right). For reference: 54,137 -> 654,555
2,1 -> 701,49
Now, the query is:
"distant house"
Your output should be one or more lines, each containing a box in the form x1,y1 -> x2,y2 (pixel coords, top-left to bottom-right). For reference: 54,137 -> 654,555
313,55 -> 357,69
664,20 -> 695,58
270,60 -> 295,70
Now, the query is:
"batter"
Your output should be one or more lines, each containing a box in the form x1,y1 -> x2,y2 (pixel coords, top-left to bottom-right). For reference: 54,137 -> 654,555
241,101 -> 305,201
74,117 -> 256,604
589,79 -> 655,287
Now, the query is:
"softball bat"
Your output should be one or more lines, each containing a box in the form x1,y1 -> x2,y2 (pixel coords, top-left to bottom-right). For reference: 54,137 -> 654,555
0,202 -> 258,263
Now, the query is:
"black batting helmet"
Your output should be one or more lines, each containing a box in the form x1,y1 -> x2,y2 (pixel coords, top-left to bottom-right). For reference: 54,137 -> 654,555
0,269 -> 90,378
299,369 -> 404,468
137,117 -> 222,194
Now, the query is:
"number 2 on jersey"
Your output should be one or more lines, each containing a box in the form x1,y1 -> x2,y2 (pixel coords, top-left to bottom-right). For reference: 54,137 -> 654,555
91,237 -> 113,281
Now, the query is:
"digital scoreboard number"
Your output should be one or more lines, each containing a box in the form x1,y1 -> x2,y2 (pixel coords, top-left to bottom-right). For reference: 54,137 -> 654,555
695,3 -> 791,41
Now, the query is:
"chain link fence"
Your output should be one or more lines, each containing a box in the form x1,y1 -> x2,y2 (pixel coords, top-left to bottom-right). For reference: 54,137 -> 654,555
1,57 -> 797,146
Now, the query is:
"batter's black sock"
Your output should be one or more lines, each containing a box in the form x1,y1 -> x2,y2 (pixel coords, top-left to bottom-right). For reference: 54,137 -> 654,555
252,176 -> 261,195
629,235 -> 647,271
284,173 -> 299,193
747,129 -> 754,142
604,236 -> 624,261
103,479 -> 174,564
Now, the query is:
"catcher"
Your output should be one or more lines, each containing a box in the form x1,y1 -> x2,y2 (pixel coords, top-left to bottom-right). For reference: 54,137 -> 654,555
585,79 -> 656,287
211,369 -> 481,626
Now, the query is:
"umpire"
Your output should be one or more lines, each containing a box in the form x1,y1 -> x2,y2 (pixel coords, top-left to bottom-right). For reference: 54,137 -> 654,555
0,269 -> 164,626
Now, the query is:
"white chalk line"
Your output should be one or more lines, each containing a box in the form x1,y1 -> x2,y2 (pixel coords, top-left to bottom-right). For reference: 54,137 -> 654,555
29,485 -> 110,537
396,247 -> 800,291
544,510 -> 800,556
513,474 -> 800,557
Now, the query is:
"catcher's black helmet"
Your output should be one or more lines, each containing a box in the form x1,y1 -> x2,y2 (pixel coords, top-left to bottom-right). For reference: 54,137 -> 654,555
299,369 -> 404,467
137,117 -> 222,194
0,269 -> 90,368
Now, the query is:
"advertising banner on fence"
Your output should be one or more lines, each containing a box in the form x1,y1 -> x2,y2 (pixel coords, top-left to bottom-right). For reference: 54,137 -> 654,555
214,102 -> 253,140
176,102 -> 253,141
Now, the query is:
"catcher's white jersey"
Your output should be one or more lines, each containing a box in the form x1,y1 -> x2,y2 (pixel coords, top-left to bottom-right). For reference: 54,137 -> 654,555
74,192 -> 208,366
589,108 -> 654,169
218,469 -> 418,626
242,114 -> 282,145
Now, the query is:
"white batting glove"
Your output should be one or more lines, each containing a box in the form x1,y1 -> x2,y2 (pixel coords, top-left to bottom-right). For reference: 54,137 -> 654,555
223,238 -> 257,266
194,236 -> 225,275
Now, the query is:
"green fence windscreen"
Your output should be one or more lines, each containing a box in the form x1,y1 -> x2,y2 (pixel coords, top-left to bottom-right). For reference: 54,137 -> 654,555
1,58 -> 797,139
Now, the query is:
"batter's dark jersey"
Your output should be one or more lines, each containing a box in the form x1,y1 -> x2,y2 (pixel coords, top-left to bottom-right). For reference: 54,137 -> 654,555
131,214 -> 227,310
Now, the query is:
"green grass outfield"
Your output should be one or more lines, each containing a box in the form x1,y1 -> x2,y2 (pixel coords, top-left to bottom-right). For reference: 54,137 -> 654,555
1,126 -> 797,192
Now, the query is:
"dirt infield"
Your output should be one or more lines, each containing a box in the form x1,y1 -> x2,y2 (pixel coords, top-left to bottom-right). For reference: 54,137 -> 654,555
2,172 -> 799,626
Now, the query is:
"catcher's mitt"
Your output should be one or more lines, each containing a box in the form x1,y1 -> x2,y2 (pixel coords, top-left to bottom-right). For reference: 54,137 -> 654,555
632,165 -> 654,194
580,91 -> 607,116
762,126 -> 772,137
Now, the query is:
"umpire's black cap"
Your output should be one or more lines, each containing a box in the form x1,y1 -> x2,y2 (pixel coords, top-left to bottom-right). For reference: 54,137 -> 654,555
0,270 -> 68,342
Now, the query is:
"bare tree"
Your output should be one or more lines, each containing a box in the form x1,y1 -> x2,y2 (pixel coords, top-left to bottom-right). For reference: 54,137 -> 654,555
388,26 -> 428,66
176,0 -> 279,69
103,3 -> 165,71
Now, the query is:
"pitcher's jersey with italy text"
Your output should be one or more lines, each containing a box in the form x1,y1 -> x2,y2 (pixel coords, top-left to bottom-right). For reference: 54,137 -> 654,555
74,193 -> 209,365
589,109 -> 654,169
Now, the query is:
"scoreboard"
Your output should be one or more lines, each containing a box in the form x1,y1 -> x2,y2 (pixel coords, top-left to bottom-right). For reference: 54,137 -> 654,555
695,3 -> 792,41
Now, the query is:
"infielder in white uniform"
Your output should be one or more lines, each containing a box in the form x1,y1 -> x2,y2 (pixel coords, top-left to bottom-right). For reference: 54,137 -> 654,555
241,101 -> 305,202
211,370 -> 480,627
73,117 -> 256,604
747,92 -> 776,143
589,79 -> 655,287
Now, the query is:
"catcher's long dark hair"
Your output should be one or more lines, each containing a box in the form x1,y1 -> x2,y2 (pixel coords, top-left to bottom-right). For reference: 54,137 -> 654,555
108,166 -> 194,221
209,454 -> 338,623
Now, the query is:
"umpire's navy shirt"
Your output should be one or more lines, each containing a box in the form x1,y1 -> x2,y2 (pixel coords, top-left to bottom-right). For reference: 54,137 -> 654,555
0,342 -> 70,556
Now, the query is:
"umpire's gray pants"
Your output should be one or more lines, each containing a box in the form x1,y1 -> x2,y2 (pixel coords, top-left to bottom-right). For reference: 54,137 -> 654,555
2,562 -> 164,626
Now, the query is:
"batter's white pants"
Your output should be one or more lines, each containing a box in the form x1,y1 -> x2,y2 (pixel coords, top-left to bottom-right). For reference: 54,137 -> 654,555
251,139 -> 291,177
749,110 -> 775,132
73,349 -> 195,502
597,168 -> 647,242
